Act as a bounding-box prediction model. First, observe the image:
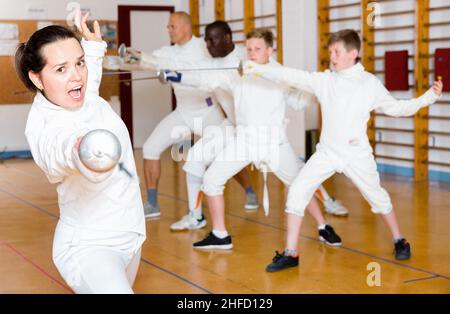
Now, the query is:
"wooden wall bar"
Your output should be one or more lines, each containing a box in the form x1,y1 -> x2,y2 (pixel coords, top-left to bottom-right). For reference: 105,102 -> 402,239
276,0 -> 283,64
243,0 -> 255,35
414,0 -> 430,181
317,0 -> 330,130
215,0 -> 225,21
361,0 -> 376,149
190,0 -> 200,36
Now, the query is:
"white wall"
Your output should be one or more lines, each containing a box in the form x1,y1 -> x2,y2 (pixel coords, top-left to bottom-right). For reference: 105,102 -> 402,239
0,0 -> 184,152
130,10 -> 173,147
282,0 -> 319,158
0,0 -> 183,21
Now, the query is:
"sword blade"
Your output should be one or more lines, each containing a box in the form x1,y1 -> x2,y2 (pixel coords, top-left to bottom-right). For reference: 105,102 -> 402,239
174,66 -> 239,72
103,70 -> 155,75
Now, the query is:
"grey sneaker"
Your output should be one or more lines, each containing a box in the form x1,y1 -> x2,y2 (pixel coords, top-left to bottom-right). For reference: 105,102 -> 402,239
323,197 -> 349,217
144,202 -> 160,218
170,212 -> 207,231
244,192 -> 259,211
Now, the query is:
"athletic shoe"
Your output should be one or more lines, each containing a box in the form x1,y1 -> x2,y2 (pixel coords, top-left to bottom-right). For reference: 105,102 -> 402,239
323,197 -> 349,216
244,192 -> 259,211
266,251 -> 299,272
144,202 -> 160,218
319,224 -> 342,247
193,232 -> 233,250
394,238 -> 411,260
170,212 -> 207,231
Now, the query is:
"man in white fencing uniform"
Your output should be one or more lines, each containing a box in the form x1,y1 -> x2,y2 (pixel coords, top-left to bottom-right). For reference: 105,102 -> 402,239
125,12 -> 225,218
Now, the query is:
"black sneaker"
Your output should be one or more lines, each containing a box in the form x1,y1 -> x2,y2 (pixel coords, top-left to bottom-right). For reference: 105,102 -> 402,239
394,238 -> 411,260
193,232 -> 233,250
319,225 -> 342,247
266,251 -> 299,272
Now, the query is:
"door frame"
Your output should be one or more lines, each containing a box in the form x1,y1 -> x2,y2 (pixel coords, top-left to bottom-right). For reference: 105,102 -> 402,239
118,5 -> 175,145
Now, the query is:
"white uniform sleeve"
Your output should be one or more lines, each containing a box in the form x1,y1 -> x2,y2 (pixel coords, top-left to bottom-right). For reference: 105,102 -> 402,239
140,51 -> 159,70
81,39 -> 107,96
246,63 -> 323,94
180,71 -> 237,94
374,80 -> 440,117
26,125 -> 116,184
140,46 -> 183,70
141,44 -> 213,71
284,88 -> 317,111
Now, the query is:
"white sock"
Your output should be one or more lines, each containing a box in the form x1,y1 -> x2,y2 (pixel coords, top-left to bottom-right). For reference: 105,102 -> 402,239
213,229 -> 229,239
186,173 -> 203,219
318,224 -> 327,230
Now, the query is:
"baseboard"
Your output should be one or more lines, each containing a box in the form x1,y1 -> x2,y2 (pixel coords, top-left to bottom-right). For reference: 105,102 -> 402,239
0,150 -> 32,160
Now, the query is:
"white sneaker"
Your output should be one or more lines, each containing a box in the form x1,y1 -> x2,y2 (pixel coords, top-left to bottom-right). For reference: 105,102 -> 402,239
170,212 -> 207,231
244,192 -> 259,211
324,197 -> 349,217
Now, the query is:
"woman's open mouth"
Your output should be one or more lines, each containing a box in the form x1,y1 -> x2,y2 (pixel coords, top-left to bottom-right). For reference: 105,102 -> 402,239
68,85 -> 83,100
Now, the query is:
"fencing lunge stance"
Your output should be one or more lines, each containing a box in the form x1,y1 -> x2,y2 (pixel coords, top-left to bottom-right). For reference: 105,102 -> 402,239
244,29 -> 443,271
18,15 -> 145,292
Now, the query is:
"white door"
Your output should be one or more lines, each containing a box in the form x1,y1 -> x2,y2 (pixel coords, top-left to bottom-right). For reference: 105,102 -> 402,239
130,10 -> 172,147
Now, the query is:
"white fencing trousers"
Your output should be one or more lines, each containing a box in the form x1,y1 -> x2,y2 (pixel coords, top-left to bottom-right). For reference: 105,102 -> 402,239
183,119 -> 235,177
202,139 -> 301,197
142,106 -> 225,160
52,220 -> 144,294
285,149 -> 393,217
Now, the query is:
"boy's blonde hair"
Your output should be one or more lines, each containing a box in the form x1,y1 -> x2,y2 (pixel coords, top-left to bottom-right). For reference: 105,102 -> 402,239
246,28 -> 274,47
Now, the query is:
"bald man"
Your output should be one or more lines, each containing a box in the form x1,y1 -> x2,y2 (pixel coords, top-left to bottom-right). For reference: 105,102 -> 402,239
124,12 -> 225,219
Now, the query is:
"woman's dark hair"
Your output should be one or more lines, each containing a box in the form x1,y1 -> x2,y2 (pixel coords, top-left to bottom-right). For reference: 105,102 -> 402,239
15,25 -> 80,92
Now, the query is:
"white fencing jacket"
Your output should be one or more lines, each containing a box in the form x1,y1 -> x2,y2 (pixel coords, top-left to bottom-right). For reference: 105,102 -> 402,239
181,48 -> 309,126
25,39 -> 146,237
141,36 -> 219,120
249,62 -> 441,170
182,60 -> 310,215
206,46 -> 245,125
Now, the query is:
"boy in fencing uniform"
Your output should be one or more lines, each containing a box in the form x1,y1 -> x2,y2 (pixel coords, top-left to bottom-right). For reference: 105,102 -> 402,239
244,29 -> 443,271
